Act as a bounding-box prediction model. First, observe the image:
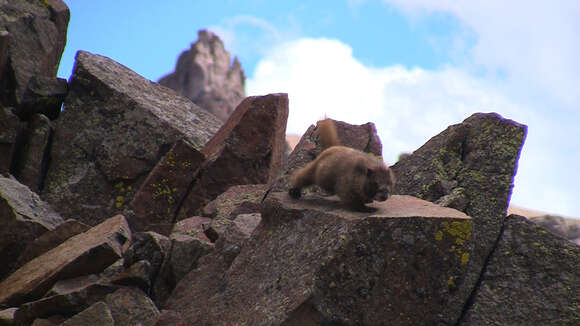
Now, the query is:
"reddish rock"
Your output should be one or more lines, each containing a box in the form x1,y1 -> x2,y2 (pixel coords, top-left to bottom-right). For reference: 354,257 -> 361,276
42,51 -> 221,226
171,216 -> 212,242
158,30 -> 245,122
16,219 -> 90,268
167,193 -> 473,325
179,93 -> 289,217
12,114 -> 53,192
0,176 -> 64,280
0,215 -> 131,306
0,0 -> 69,107
129,139 -> 205,235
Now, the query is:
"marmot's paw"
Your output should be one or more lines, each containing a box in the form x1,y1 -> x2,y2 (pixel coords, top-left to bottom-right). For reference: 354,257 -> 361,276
289,188 -> 301,198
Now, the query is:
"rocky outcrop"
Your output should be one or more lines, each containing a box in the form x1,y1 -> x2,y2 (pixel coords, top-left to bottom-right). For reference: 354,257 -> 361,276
178,93 -> 289,217
459,215 -> 580,325
391,112 -> 527,323
159,30 -> 245,122
0,215 -> 131,306
0,0 -> 69,111
42,51 -> 222,226
0,176 -> 64,280
166,194 -> 474,325
2,3 -> 577,323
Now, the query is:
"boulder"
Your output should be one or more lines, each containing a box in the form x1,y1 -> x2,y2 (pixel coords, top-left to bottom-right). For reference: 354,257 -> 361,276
123,232 -> 171,279
273,118 -> 383,193
16,219 -> 90,269
391,112 -> 526,322
166,193 -> 474,325
202,184 -> 267,242
0,215 -> 131,306
12,114 -> 53,193
158,30 -> 245,122
129,139 -> 205,235
0,108 -> 25,175
459,215 -> 580,325
152,217 -> 213,306
178,93 -> 289,217
42,51 -> 222,226
60,301 -> 114,326
13,283 -> 118,325
0,176 -> 64,280
104,287 -> 159,326
0,0 -> 69,108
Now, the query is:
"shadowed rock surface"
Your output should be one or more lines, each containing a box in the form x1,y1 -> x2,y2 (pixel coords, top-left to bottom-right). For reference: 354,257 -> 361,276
0,0 -> 69,108
11,114 -> 53,192
166,194 -> 474,325
0,176 -> 64,280
459,215 -> 580,325
159,30 -> 245,122
42,51 -> 222,226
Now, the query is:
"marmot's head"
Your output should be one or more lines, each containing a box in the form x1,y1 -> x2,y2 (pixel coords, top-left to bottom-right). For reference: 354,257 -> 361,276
363,165 -> 395,202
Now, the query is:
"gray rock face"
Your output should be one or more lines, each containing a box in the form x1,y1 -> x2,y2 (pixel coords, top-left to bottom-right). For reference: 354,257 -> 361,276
42,51 -> 222,226
391,112 -> 527,324
166,194 -> 473,325
159,30 -> 245,122
459,215 -> 580,325
0,176 -> 64,280
0,0 -> 69,108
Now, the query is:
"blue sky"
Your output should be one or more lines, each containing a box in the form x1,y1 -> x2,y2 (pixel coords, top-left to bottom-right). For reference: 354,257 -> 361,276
58,0 -> 580,218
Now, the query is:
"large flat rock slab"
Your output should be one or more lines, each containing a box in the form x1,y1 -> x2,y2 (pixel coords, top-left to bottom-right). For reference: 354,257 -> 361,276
167,193 -> 474,325
42,51 -> 222,226
0,215 -> 131,306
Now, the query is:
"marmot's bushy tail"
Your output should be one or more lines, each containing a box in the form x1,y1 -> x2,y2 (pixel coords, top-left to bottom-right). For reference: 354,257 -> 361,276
317,119 -> 341,150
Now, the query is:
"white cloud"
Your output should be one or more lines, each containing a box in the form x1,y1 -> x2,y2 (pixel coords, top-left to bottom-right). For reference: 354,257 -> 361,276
381,0 -> 580,109
247,37 -> 579,218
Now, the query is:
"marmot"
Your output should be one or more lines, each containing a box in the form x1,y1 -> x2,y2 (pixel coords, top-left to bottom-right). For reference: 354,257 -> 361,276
289,119 -> 395,211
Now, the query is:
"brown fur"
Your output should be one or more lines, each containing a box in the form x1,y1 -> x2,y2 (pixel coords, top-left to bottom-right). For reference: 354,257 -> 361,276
289,119 -> 395,211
